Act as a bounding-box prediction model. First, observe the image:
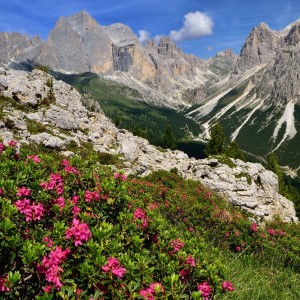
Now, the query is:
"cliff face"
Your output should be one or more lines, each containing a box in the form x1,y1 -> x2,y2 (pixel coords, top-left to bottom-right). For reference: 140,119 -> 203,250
37,11 -> 113,74
235,23 -> 280,72
0,32 -> 42,67
0,67 -> 298,223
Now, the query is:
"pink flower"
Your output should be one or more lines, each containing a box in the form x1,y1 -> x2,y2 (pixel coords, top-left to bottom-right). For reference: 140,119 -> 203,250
250,222 -> 258,232
121,174 -> 127,181
277,229 -> 284,236
140,282 -> 164,300
15,199 -> 44,221
204,192 -> 212,199
0,143 -> 6,154
43,285 -> 52,293
84,190 -> 100,202
15,199 -> 31,213
114,173 -> 120,179
134,208 -> 146,219
149,202 -> 159,210
60,159 -> 70,167
43,237 -> 53,248
197,282 -> 212,300
222,281 -> 234,292
102,257 -> 126,279
8,140 -> 17,147
188,227 -> 194,232
38,247 -> 70,289
16,186 -> 31,197
267,229 -> 276,236
133,208 -> 148,229
225,232 -> 230,237
31,203 -> 45,221
72,206 -> 81,216
235,246 -> 241,252
179,268 -> 190,283
170,238 -> 184,252
0,275 -> 10,292
26,155 -> 41,163
186,255 -> 195,267
0,188 -> 2,195
66,218 -> 92,246
54,196 -> 65,210
71,195 -> 79,205
40,173 -> 64,195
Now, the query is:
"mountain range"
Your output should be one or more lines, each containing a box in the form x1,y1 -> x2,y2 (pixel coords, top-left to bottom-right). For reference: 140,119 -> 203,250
0,11 -> 299,170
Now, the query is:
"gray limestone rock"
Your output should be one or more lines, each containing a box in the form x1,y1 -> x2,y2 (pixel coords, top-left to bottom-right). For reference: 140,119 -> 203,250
44,105 -> 79,131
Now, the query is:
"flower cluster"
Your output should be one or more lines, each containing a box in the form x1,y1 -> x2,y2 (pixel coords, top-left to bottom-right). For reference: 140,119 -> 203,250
250,222 -> 258,232
15,187 -> 44,221
84,190 -> 100,202
15,199 -> 44,221
133,207 -> 148,229
114,172 -> 127,181
222,281 -> 234,292
197,281 -> 212,300
102,257 -> 126,279
53,196 -> 65,211
37,247 -> 71,289
40,173 -> 64,195
179,255 -> 196,283
0,142 -> 5,154
61,159 -> 79,175
16,186 -> 31,197
26,155 -> 41,164
65,218 -> 91,246
267,228 -> 276,236
140,282 -> 164,300
0,275 -> 10,292
170,238 -> 184,254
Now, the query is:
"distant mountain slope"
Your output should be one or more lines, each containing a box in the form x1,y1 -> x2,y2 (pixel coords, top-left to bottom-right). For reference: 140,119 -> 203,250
0,12 -> 300,168
184,21 -> 300,169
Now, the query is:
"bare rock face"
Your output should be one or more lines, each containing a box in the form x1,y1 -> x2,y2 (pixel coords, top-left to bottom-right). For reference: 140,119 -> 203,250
37,11 -> 113,73
0,68 -> 298,223
255,23 -> 300,105
209,49 -> 238,75
236,23 -> 280,72
0,32 -> 42,67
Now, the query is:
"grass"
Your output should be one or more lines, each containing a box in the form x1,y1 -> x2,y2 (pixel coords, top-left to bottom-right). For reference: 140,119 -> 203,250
235,172 -> 252,185
220,251 -> 300,300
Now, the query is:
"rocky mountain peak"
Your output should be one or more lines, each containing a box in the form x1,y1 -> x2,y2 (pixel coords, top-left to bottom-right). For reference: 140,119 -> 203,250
0,32 -> 42,67
235,22 -> 280,72
157,36 -> 181,58
102,23 -> 137,46
66,10 -> 100,35
284,23 -> 300,46
209,48 -> 238,75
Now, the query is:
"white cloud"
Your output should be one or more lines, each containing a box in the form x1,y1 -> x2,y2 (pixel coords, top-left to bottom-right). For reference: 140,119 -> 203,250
170,11 -> 214,42
138,30 -> 151,43
207,46 -> 213,51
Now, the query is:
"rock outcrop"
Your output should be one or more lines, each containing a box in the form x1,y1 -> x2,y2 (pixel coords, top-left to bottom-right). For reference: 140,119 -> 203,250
236,23 -> 280,72
0,68 -> 298,223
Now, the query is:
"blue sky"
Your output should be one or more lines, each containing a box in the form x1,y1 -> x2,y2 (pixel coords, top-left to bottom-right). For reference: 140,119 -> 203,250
0,0 -> 299,59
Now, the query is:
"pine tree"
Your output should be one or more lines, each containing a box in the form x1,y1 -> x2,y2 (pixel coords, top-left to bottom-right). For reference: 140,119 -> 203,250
163,125 -> 177,150
204,122 -> 225,156
225,141 -> 245,160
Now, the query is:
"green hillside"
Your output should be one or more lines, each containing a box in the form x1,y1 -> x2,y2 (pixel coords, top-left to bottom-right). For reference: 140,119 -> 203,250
1,141 -> 300,299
